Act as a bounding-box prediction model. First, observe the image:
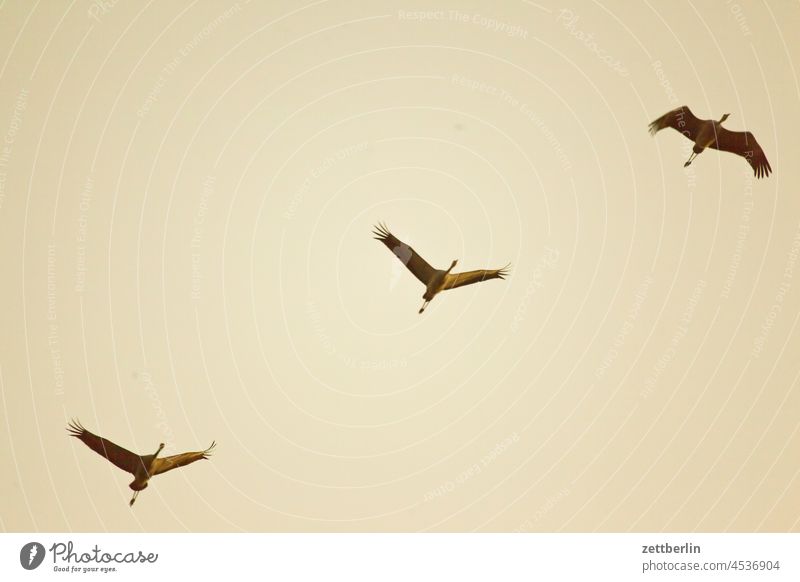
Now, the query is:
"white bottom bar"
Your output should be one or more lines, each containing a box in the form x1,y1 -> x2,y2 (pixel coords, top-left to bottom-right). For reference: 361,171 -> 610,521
2,533 -> 798,581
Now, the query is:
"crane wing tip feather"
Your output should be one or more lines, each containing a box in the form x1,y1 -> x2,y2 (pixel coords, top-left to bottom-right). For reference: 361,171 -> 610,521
372,222 -> 392,240
67,418 -> 85,436
648,120 -> 663,136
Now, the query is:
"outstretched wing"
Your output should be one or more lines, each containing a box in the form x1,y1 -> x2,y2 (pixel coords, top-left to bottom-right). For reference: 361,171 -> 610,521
373,222 -> 436,285
67,419 -> 140,475
710,127 -> 772,178
443,264 -> 510,291
648,105 -> 704,141
151,441 -> 215,476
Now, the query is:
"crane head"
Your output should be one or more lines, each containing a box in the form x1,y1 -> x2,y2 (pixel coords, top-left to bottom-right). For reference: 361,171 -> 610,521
720,113 -> 730,123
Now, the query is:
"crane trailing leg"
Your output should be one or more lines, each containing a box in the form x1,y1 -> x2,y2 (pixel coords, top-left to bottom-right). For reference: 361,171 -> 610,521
684,148 -> 702,167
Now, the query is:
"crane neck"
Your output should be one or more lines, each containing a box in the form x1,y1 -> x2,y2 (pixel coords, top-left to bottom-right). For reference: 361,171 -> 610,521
152,443 -> 165,460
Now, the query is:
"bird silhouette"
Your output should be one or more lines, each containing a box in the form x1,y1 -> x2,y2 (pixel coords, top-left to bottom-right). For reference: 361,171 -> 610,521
67,419 -> 215,506
649,106 -> 771,178
373,222 -> 509,314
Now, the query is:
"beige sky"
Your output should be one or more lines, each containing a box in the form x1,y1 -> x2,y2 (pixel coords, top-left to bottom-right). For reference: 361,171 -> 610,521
0,0 -> 799,532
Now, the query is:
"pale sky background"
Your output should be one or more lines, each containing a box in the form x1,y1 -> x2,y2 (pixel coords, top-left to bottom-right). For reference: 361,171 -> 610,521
1,0 -> 799,532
